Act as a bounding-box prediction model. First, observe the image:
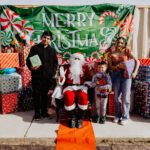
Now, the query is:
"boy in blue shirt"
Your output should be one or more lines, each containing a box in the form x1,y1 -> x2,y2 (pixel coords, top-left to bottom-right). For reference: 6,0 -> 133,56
92,61 -> 112,124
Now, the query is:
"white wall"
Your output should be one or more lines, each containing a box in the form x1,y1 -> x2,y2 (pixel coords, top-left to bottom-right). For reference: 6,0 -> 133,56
1,0 -> 150,6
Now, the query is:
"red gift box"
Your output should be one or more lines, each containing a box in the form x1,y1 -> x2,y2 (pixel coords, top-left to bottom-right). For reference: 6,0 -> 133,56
139,59 -> 150,66
17,67 -> 31,88
107,92 -> 124,116
107,92 -> 116,116
19,46 -> 30,67
0,93 -> 18,114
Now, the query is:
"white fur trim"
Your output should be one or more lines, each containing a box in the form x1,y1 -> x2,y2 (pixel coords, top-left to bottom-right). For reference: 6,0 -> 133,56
84,81 -> 92,87
70,53 -> 84,61
78,104 -> 88,110
63,85 -> 88,93
64,103 -> 76,111
69,53 -> 85,66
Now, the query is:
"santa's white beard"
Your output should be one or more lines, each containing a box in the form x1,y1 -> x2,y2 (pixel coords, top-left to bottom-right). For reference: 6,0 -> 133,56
70,60 -> 83,84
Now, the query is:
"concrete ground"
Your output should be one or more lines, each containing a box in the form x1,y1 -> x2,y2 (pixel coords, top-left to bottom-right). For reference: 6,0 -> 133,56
0,110 -> 150,138
0,110 -> 150,149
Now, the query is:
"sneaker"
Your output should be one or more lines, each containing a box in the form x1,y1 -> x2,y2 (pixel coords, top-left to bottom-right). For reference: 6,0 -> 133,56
34,113 -> 41,121
120,119 -> 129,125
76,119 -> 83,128
113,117 -> 120,123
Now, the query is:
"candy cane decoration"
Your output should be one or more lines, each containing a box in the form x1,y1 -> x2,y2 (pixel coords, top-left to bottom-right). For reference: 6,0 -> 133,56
85,56 -> 97,69
91,51 -> 100,59
0,7 -> 34,45
19,20 -> 34,45
0,8 -> 22,33
85,56 -> 96,63
99,11 -> 117,25
120,14 -> 134,38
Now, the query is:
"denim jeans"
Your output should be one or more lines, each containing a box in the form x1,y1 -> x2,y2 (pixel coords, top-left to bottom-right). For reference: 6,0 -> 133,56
110,71 -> 132,119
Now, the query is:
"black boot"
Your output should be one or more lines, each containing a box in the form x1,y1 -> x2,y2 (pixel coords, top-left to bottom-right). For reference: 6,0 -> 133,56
76,119 -> 82,128
76,109 -> 84,128
67,110 -> 76,128
69,117 -> 76,128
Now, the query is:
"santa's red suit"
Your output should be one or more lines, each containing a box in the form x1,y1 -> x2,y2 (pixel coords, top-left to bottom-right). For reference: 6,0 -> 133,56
60,53 -> 91,111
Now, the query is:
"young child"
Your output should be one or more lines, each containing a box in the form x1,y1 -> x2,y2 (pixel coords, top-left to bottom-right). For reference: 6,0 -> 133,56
49,66 -> 66,122
92,61 -> 112,124
51,67 -> 66,105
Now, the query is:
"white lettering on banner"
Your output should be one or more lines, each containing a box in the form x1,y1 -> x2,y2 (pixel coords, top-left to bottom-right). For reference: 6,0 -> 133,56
40,13 -> 118,52
50,35 -> 62,53
66,14 -> 76,27
99,27 -> 117,50
57,30 -> 61,47
50,31 -> 100,53
55,13 -> 65,27
33,27 -> 118,53
61,34 -> 71,49
87,13 -> 95,26
42,12 -> 95,27
77,13 -> 86,27
90,33 -> 98,46
77,33 -> 89,47
68,30 -> 80,47
42,13 -> 54,27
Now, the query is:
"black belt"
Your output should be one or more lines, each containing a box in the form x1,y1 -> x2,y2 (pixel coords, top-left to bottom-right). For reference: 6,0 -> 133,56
97,95 -> 107,98
67,84 -> 83,86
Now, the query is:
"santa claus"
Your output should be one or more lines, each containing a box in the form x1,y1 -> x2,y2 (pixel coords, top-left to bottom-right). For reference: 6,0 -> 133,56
60,52 -> 91,128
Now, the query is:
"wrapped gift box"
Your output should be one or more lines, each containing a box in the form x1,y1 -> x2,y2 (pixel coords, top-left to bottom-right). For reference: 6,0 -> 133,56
107,92 -> 116,116
0,93 -> 18,114
19,46 -> 30,67
136,66 -> 150,82
0,73 -> 22,94
133,81 -> 150,118
139,59 -> 150,66
107,92 -> 124,116
0,53 -> 19,69
17,67 -> 31,88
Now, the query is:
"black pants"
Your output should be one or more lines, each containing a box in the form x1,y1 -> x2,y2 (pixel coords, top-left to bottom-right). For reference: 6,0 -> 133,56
88,87 -> 95,104
32,78 -> 51,115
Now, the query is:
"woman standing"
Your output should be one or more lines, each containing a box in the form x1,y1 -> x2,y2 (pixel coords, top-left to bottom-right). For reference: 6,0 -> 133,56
108,37 -> 140,125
